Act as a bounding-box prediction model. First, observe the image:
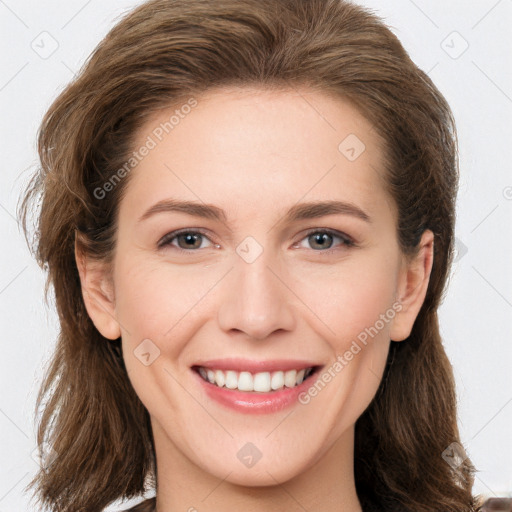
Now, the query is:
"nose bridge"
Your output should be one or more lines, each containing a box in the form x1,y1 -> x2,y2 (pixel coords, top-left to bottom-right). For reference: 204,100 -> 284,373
216,237 -> 296,339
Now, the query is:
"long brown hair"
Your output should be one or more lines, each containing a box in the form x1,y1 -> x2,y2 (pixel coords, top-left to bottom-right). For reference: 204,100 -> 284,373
19,0 -> 484,510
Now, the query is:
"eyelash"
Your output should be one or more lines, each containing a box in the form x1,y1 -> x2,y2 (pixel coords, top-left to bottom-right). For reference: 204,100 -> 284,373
157,228 -> 356,254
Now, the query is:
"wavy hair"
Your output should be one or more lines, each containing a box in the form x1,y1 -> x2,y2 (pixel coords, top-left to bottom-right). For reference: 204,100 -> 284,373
18,0 -> 484,510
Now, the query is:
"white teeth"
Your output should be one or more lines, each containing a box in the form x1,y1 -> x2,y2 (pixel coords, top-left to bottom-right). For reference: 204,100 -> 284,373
197,367 -> 315,392
238,371 -> 253,391
214,369 -> 225,387
271,371 -> 284,390
253,372 -> 271,392
284,369 -> 297,388
225,370 -> 238,389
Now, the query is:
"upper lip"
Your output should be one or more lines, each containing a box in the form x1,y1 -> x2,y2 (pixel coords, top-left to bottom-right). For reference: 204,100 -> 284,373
192,358 -> 323,373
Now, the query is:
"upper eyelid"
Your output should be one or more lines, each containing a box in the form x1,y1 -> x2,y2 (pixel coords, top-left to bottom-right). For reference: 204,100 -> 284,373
157,227 -> 214,247
295,228 -> 355,247
158,227 -> 354,249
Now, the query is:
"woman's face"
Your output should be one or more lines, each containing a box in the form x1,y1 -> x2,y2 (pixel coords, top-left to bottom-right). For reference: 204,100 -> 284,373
81,86 -> 432,486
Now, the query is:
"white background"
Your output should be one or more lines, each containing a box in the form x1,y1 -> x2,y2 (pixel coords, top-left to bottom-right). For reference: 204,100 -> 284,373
0,0 -> 511,510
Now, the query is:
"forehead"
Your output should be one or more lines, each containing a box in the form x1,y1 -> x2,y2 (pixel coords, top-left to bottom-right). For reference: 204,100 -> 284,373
119,86 -> 394,226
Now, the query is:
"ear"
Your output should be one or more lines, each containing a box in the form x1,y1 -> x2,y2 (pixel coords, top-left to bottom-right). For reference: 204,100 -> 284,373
390,230 -> 434,342
74,234 -> 121,340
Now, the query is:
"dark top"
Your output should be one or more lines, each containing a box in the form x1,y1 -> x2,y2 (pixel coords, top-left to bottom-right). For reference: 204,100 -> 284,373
121,495 -> 512,511
121,493 -> 406,511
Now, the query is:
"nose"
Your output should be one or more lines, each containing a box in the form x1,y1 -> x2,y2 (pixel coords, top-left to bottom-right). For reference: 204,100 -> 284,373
217,249 -> 296,340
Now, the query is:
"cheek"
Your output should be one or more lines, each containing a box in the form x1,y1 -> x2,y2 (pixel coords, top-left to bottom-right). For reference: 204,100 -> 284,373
114,247 -> 400,352
116,257 -> 190,322
293,253 -> 400,347
113,258 -> 216,413
115,248 -> 398,440
113,256 -> 225,349
295,259 -> 397,430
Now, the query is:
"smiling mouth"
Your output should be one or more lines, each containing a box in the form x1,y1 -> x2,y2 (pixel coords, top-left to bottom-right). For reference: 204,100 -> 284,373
192,365 -> 321,393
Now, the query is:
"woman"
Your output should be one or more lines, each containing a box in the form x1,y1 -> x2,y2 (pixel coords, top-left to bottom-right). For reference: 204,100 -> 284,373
19,0 -> 484,510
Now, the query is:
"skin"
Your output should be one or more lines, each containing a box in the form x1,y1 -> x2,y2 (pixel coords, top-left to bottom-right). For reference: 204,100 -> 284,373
76,86 -> 433,512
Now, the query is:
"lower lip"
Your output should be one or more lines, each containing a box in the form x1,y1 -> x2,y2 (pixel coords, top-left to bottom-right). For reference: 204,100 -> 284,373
192,368 -> 320,414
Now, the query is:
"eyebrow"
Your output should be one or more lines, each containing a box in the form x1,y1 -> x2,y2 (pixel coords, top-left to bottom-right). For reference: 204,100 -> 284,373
137,198 -> 371,224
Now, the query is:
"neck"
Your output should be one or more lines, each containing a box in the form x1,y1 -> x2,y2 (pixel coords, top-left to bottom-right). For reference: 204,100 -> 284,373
152,419 -> 363,512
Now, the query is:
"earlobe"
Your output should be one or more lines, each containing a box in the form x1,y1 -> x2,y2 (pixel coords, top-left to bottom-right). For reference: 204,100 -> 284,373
74,236 -> 121,340
390,230 -> 434,342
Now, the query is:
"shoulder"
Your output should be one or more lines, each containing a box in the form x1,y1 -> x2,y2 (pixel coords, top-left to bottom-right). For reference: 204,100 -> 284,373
482,498 -> 512,511
359,492 -> 410,512
118,497 -> 156,512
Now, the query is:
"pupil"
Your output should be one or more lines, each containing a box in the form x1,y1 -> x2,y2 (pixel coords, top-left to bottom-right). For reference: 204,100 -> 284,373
182,233 -> 200,248
312,233 -> 331,249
